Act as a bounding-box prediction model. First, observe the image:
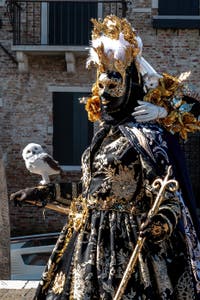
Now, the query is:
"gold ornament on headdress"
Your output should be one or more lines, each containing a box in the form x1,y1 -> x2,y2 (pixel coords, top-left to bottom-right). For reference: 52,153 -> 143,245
87,15 -> 140,78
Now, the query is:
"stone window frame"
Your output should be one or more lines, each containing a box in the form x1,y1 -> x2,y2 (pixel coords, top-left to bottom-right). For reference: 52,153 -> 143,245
48,85 -> 93,171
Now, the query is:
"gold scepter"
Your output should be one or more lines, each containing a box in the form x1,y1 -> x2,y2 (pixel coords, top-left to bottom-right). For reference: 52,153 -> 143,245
113,165 -> 179,300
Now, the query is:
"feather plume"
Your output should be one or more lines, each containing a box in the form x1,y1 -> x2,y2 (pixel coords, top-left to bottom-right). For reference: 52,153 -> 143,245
178,71 -> 191,82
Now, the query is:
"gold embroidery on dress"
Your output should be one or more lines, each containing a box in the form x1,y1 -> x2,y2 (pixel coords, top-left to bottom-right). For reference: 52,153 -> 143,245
42,260 -> 56,292
52,271 -> 66,294
40,196 -> 88,293
110,164 -> 138,201
69,196 -> 88,231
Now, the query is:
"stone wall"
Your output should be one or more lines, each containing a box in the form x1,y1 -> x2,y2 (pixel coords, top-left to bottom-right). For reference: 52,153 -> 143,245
0,1 -> 199,238
0,147 -> 10,279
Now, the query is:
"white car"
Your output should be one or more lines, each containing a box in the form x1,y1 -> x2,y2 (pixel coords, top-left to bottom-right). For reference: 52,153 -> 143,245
10,232 -> 59,280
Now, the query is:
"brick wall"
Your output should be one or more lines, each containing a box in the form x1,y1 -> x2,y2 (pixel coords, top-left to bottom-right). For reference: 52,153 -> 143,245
0,1 -> 199,237
2,53 -> 93,235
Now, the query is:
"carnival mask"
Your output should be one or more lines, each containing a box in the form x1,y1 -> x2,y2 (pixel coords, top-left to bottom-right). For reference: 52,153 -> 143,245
98,71 -> 128,113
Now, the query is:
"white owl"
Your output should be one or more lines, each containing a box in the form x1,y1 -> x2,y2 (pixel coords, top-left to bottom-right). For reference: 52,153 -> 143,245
143,73 -> 162,93
22,143 -> 61,185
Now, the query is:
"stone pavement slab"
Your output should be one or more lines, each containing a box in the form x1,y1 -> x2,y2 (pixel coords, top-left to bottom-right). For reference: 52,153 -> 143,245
0,281 -> 39,299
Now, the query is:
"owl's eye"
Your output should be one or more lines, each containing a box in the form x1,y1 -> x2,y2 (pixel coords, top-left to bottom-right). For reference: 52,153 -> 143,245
34,147 -> 38,151
27,150 -> 31,153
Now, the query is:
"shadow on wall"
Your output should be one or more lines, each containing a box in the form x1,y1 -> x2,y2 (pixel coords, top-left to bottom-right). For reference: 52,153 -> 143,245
181,133 -> 200,216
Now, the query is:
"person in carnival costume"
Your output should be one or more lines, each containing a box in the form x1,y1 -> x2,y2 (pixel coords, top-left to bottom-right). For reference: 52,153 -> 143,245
11,15 -> 200,300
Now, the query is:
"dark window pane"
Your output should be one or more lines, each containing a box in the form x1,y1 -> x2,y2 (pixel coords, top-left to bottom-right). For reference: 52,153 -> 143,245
53,92 -> 93,166
49,2 -> 97,45
158,0 -> 199,15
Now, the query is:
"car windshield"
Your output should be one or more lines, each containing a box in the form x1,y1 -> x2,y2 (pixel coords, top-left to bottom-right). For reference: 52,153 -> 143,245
21,237 -> 57,248
10,232 -> 59,280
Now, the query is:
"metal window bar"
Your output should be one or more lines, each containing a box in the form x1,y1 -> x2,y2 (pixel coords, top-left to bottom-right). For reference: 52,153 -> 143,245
12,0 -> 127,46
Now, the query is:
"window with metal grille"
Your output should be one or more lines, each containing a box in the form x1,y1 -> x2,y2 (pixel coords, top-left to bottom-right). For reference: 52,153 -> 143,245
48,2 -> 97,45
153,0 -> 200,29
53,92 -> 93,168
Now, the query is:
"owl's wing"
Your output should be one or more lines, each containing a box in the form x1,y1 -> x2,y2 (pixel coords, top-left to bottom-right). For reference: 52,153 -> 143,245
39,153 -> 61,172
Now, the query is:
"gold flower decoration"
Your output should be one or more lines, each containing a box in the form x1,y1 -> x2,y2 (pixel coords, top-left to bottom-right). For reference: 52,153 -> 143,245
144,72 -> 200,139
85,95 -> 101,122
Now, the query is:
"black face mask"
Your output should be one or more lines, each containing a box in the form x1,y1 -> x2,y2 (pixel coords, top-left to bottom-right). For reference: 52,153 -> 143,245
98,64 -> 144,124
98,71 -> 129,114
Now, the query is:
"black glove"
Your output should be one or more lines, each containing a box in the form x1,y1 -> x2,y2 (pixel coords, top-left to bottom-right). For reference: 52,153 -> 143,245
139,214 -> 170,243
10,184 -> 56,207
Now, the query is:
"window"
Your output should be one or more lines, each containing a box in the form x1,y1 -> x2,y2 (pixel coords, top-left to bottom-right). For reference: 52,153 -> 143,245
152,0 -> 200,29
53,92 -> 93,168
158,0 -> 199,15
48,2 -> 98,45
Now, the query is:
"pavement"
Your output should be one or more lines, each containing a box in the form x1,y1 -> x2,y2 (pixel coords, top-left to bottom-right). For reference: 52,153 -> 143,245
0,281 -> 38,299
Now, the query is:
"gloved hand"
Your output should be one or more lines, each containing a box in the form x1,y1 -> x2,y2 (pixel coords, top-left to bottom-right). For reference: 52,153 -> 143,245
132,100 -> 168,122
10,184 -> 56,207
10,187 -> 38,207
139,214 -> 170,243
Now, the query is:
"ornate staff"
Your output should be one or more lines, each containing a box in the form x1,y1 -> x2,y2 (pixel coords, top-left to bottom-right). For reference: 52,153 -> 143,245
25,200 -> 70,215
113,165 -> 179,300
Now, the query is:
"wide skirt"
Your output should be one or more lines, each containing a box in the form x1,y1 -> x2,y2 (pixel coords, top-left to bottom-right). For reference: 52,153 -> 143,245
34,209 -> 197,300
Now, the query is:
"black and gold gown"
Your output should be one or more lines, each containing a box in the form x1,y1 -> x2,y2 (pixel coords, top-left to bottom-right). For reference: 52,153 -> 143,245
34,121 -> 200,300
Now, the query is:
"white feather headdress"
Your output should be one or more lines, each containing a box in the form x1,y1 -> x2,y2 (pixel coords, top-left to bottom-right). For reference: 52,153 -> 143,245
87,14 -> 160,81
86,15 -> 141,80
